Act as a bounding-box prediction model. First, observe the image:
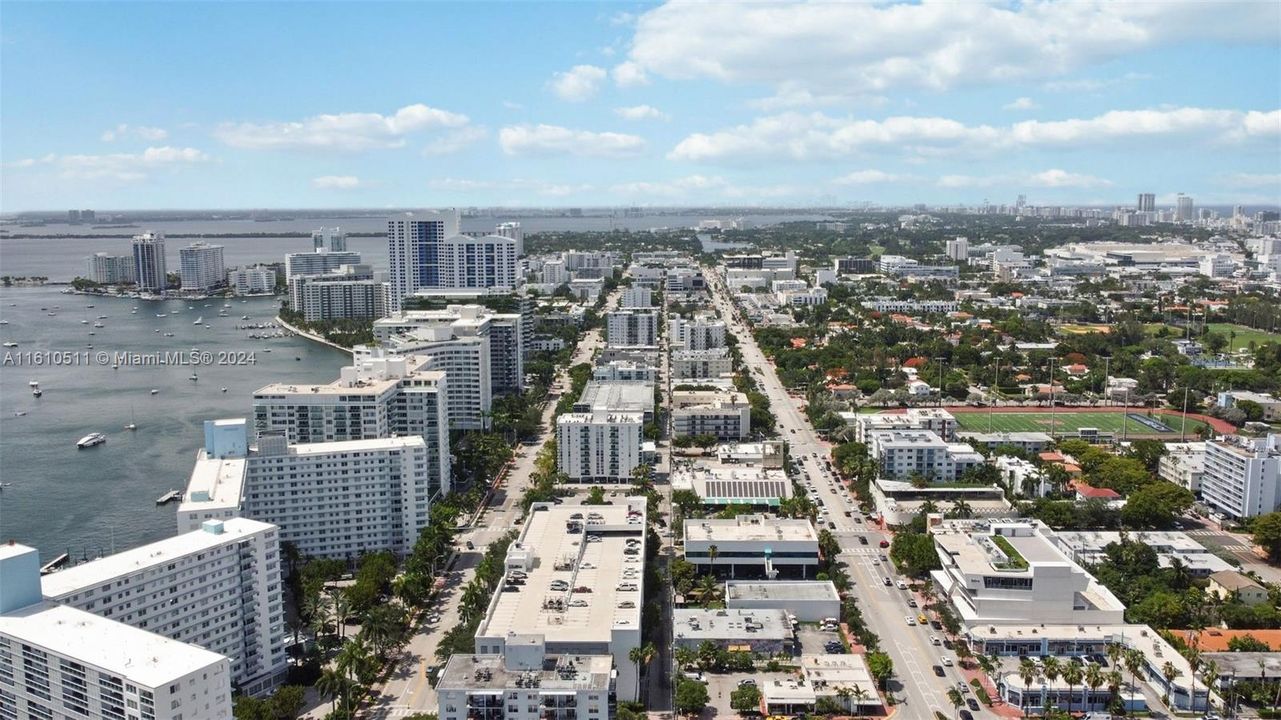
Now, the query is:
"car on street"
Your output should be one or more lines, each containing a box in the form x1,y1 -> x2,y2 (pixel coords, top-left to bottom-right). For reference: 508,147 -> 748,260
942,657 -> 953,667
879,540 -> 890,548
960,711 -> 974,720
967,698 -> 980,711
738,679 -> 757,687
858,536 -> 868,545
883,577 -> 892,586
896,580 -> 908,589
932,665 -> 945,677
904,616 -> 916,626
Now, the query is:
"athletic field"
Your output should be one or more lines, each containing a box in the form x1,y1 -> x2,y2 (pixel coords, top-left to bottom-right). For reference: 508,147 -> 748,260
950,410 -> 1212,438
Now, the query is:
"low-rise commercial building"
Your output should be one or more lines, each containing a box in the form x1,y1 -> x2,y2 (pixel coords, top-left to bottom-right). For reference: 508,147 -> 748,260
762,655 -> 881,715
683,515 -> 819,578
1053,531 -> 1232,577
669,464 -> 791,507
724,581 -> 840,621
592,360 -> 659,383
672,609 -> 794,654
0,543 -> 234,720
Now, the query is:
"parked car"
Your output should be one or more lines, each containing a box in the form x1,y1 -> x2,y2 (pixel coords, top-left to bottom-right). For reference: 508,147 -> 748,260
932,665 -> 945,677
879,540 -> 890,548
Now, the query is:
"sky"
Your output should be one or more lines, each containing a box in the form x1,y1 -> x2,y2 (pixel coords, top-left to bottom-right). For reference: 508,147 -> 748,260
1,1 -> 1279,212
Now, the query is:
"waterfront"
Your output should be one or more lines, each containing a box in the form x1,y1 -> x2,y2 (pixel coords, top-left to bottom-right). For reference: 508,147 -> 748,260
0,285 -> 349,559
0,212 -> 831,280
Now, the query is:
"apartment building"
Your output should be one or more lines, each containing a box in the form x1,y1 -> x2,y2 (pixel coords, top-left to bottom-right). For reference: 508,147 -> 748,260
178,242 -> 226,292
41,519 -> 286,696
283,249 -> 362,281
928,519 -> 1126,627
1200,434 -> 1281,520
84,253 -> 136,285
1159,442 -> 1207,494
131,232 -> 167,293
251,354 -> 451,495
0,543 -> 234,720
312,227 -> 347,252
436,649 -> 614,720
373,305 -> 524,396
573,381 -> 655,423
227,266 -> 276,295
683,515 -> 819,578
592,360 -> 658,383
178,419 -> 438,559
671,389 -> 751,440
619,286 -> 653,308
606,309 -> 659,348
671,348 -> 733,380
387,211 -> 521,311
865,429 -> 983,482
555,410 -> 643,483
854,409 -> 958,443
288,264 -> 389,321
668,315 -> 727,351
472,500 -> 647,701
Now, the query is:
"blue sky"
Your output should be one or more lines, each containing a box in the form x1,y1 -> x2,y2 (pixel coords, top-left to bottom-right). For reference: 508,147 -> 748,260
2,1 -> 1279,211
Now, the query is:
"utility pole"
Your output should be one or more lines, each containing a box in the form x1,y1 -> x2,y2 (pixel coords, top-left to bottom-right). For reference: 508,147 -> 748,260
1122,388 -> 1130,442
1101,355 -> 1110,407
989,358 -> 999,433
935,356 -> 946,408
1180,385 -> 1190,441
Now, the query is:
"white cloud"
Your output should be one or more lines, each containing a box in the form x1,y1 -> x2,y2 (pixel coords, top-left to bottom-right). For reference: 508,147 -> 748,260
619,2 -> 1275,98
214,104 -> 469,151
611,61 -> 650,87
609,11 -> 636,26
1221,172 -> 1281,189
502,100 -> 525,111
614,105 -> 668,121
549,65 -> 607,102
669,107 -> 1279,162
311,175 -> 361,189
422,126 -> 487,156
1043,72 -> 1152,93
939,169 -> 1110,189
748,87 -> 881,111
499,124 -> 645,157
1003,97 -> 1039,111
832,170 -> 912,185
8,146 -> 209,181
101,124 -> 169,142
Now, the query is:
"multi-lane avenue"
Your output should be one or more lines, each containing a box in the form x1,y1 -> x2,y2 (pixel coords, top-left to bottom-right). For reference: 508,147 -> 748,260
706,271 -> 993,719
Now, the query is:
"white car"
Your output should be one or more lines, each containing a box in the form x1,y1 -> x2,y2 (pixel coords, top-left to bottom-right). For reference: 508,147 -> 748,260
942,657 -> 954,667
904,616 -> 916,626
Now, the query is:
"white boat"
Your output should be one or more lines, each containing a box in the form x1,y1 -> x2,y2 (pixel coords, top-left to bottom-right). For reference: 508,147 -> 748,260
193,317 -> 203,325
0,320 -> 8,325
97,315 -> 107,320
13,411 -> 26,417
76,433 -> 106,449
94,321 -> 104,327
220,387 -> 228,393
150,389 -> 160,395
2,342 -> 16,348
188,373 -> 198,381
32,388 -> 42,397
28,381 -> 38,387
164,332 -> 174,336
241,315 -> 249,320
156,313 -> 167,318
81,319 -> 89,324
125,423 -> 137,431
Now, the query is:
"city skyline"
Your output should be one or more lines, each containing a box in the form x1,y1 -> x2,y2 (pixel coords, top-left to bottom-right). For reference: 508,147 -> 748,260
0,1 -> 1278,212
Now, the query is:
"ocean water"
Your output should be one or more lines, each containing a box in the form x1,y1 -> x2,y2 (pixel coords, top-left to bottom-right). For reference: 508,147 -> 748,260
0,285 -> 348,560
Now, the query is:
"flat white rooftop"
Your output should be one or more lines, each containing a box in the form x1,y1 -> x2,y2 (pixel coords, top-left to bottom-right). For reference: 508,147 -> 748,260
0,603 -> 226,688
476,500 -> 646,644
684,515 -> 817,544
436,653 -> 613,692
673,608 -> 792,643
725,581 -> 840,604
179,450 -> 247,513
41,518 -> 274,599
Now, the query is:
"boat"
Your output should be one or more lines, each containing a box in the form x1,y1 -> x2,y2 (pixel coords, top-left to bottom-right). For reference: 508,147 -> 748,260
125,422 -> 137,431
97,315 -> 107,320
28,381 -> 38,387
13,411 -> 26,417
125,406 -> 137,431
40,553 -> 70,575
2,342 -> 16,348
189,373 -> 198,381
85,305 -> 94,308
164,332 -> 174,337
241,315 -> 249,320
156,489 -> 181,505
220,387 -> 228,393
32,388 -> 42,398
193,316 -> 203,325
150,388 -> 160,395
156,313 -> 167,318
76,433 -> 106,449
112,362 -> 119,369
81,319 -> 89,324
0,320 -> 8,325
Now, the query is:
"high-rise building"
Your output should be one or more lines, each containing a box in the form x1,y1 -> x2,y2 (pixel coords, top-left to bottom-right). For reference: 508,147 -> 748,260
606,309 -> 659,347
131,232 -> 168,292
283,249 -> 362,281
228,266 -> 277,295
252,355 -> 451,496
178,241 -> 226,292
668,314 -> 727,351
1137,193 -> 1156,212
494,221 -> 524,256
387,210 -> 459,312
67,209 -> 81,222
84,252 -> 137,284
620,286 -> 654,308
41,518 -> 287,696
81,209 -> 95,222
541,259 -> 567,285
1176,193 -> 1195,222
374,305 -> 524,396
556,410 -> 643,483
946,236 -> 969,261
438,234 -> 519,290
178,419 -> 439,559
288,264 -> 388,321
358,334 -> 490,429
1200,434 -> 1281,521
0,543 -> 234,720
312,227 -> 348,252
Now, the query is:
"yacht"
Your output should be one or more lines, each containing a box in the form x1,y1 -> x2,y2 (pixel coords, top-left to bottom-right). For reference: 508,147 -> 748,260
188,373 -> 198,382
76,433 -> 107,449
193,316 -> 203,325
150,388 -> 160,395
155,313 -> 167,318
93,322 -> 104,328
28,381 -> 38,388
32,388 -> 42,398
2,342 -> 17,348
220,387 -> 228,393
0,320 -> 8,325
81,319 -> 89,325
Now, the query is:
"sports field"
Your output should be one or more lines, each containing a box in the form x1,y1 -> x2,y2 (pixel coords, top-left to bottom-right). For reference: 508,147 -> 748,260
950,410 -> 1212,437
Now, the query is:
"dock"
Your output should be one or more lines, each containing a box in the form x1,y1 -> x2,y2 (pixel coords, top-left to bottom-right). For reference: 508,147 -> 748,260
40,553 -> 69,575
156,489 -> 182,505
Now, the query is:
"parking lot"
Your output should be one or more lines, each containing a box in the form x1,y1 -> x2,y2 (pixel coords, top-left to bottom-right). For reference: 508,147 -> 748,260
702,672 -> 795,718
795,626 -> 844,655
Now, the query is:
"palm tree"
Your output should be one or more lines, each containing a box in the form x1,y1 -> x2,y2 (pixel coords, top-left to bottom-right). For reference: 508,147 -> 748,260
1042,657 -> 1061,714
707,544 -> 719,577
315,667 -> 348,714
1200,658 -> 1219,714
1084,662 -> 1104,712
629,646 -> 647,702
850,685 -> 869,716
1125,647 -> 1146,704
1018,658 -> 1038,715
1106,642 -> 1123,671
674,646 -> 697,671
1161,660 -> 1181,709
362,604 -> 405,658
946,687 -> 964,719
1106,670 -> 1123,713
1062,663 -> 1083,713
330,589 -> 352,641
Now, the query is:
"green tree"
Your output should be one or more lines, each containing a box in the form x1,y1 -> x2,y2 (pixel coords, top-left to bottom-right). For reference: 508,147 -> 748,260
730,684 -> 763,714
1120,483 -> 1194,529
946,687 -> 964,719
866,651 -> 894,689
675,678 -> 710,715
585,486 -> 607,505
1250,511 -> 1281,562
1127,440 -> 1168,472
1227,634 -> 1270,652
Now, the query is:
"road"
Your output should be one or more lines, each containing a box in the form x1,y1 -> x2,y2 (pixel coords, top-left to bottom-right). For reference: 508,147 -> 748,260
706,271 -> 994,719
365,288 -> 620,719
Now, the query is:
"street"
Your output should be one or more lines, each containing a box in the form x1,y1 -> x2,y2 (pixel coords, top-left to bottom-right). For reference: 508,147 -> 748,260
706,272 -> 999,719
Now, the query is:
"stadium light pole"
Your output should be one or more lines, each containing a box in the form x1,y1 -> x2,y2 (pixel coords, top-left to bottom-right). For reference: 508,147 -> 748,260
1048,356 -> 1059,440
1122,388 -> 1130,441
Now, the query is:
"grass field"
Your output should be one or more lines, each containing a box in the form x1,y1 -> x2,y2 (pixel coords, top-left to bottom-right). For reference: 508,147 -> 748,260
950,410 -> 1211,437
1144,322 -> 1280,348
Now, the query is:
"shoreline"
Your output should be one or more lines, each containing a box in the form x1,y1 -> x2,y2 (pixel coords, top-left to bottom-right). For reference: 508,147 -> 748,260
274,314 -> 354,355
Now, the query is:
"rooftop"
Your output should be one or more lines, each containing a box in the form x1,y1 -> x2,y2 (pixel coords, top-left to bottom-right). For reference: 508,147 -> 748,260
436,653 -> 613,692
684,515 -> 818,544
725,581 -> 840,604
177,450 -> 246,514
475,500 -> 646,644
41,518 -> 275,599
669,465 -> 791,506
673,608 -> 792,642
575,381 -> 655,414
0,603 -> 227,688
